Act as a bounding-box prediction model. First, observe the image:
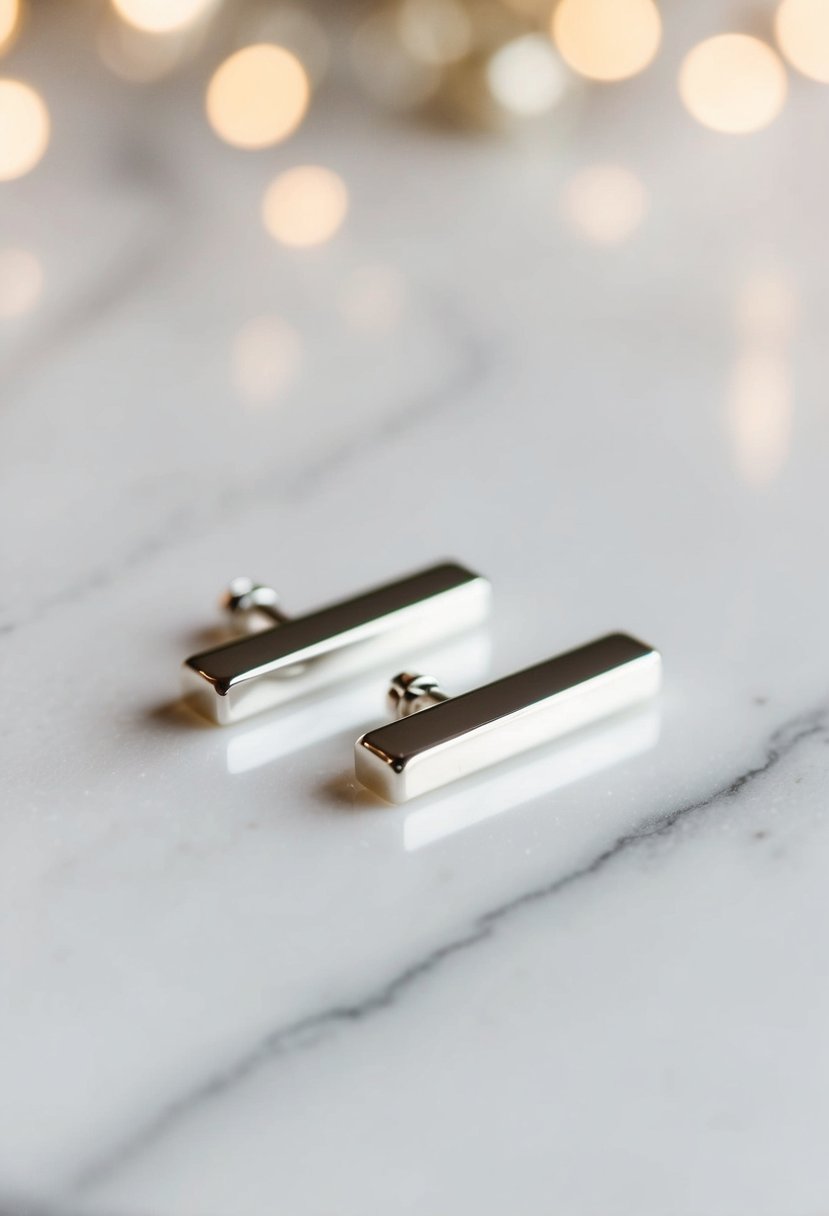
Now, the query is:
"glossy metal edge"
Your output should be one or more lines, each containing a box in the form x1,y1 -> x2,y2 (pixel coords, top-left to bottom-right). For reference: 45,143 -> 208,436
354,634 -> 662,804
182,562 -> 491,725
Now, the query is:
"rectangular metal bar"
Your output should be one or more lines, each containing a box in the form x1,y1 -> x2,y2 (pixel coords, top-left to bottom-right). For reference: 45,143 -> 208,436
355,633 -> 661,803
183,562 -> 491,725
403,704 -> 661,848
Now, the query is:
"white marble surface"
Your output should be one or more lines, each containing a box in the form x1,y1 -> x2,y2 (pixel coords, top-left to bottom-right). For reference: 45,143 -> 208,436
4,4 -> 829,1214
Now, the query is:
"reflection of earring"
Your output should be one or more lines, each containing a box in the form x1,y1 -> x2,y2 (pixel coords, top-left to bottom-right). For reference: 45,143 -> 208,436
355,632 -> 662,804
182,561 -> 491,725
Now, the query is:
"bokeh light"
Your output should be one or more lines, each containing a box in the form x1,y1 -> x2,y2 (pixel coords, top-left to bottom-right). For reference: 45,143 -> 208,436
729,351 -> 792,486
0,80 -> 49,181
0,0 -> 19,53
262,166 -> 348,248
97,15 -> 193,82
729,271 -> 795,486
232,316 -> 302,404
397,0 -> 471,67
246,4 -> 329,86
487,35 -> 568,117
111,0 -> 212,35
0,247 -> 42,316
561,165 -> 648,244
206,44 -> 309,150
775,0 -> 829,83
551,0 -> 661,82
679,35 -> 787,134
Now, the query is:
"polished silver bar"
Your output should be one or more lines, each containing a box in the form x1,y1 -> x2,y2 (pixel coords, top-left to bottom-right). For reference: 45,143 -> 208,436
183,562 -> 491,725
403,704 -> 661,849
355,633 -> 661,803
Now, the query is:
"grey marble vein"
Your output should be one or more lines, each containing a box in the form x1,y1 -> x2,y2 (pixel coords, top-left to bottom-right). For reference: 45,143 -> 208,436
0,134 -> 192,636
68,700 -> 827,1200
0,286 -> 490,638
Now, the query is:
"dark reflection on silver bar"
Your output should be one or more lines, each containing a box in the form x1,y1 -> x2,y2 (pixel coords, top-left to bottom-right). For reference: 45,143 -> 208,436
225,630 -> 492,773
355,633 -> 662,804
183,562 -> 491,725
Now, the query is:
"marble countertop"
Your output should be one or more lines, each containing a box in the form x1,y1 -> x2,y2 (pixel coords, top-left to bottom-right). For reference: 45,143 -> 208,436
4,4 -> 829,1214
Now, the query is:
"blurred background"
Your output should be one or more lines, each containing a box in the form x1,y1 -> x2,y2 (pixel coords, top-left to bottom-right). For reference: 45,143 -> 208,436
1,0 -> 827,553
2,0 -> 828,623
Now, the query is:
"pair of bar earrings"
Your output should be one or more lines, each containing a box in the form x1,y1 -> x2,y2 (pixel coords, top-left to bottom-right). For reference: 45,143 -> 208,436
183,562 -> 662,804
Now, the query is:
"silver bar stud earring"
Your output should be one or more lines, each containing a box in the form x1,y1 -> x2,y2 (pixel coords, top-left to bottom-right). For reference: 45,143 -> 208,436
183,562 -> 491,725
354,633 -> 662,803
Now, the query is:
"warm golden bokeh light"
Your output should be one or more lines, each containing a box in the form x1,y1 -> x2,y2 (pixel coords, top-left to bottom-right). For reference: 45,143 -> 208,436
729,271 -> 795,486
775,0 -> 829,82
551,0 -> 661,82
232,316 -> 302,404
397,0 -> 471,67
206,44 -> 310,150
111,0 -> 211,35
729,351 -> 792,486
0,0 -> 19,53
561,165 -> 648,244
487,35 -> 568,117
0,80 -> 49,181
679,35 -> 787,134
262,166 -> 348,248
0,247 -> 42,316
